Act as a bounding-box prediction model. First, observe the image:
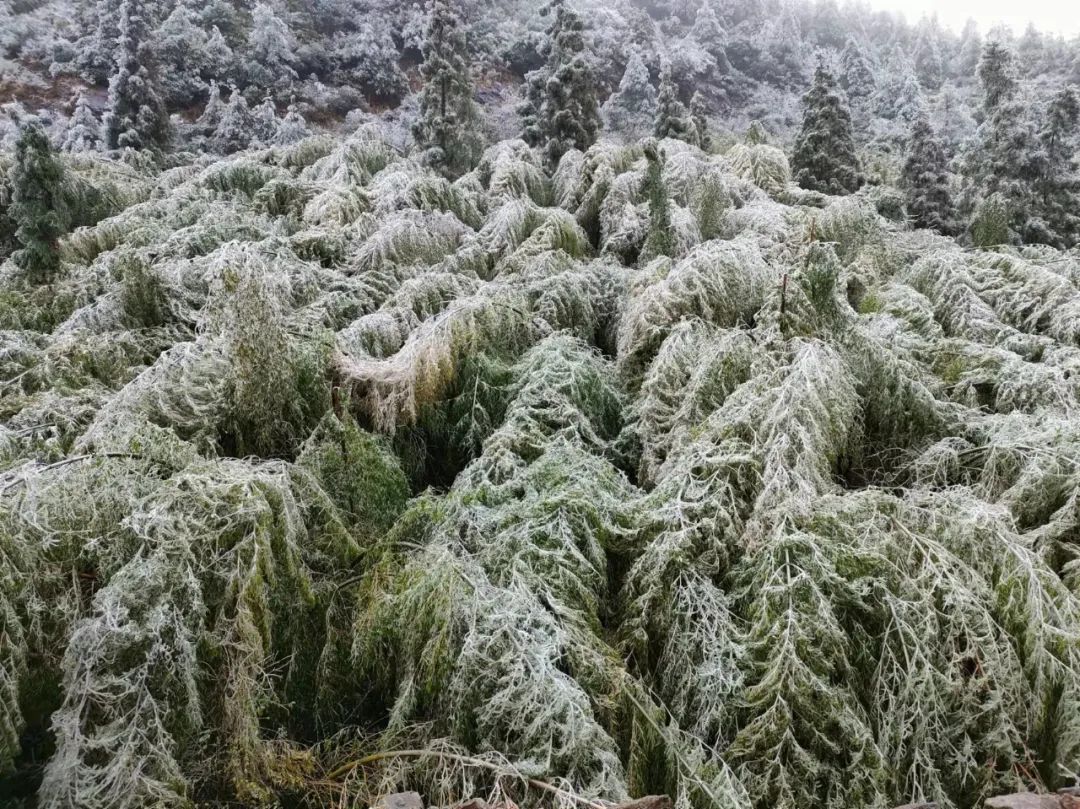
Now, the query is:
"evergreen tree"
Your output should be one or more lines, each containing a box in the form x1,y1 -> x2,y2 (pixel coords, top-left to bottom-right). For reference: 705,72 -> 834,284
253,95 -> 279,145
1035,86 -> 1080,246
212,85 -> 257,153
154,2 -> 212,106
519,0 -> 601,166
791,64 -> 863,195
274,103 -> 311,145
102,0 -> 171,151
10,119 -> 69,284
900,114 -> 957,234
954,19 -> 982,78
601,50 -> 657,142
653,60 -> 694,143
62,91 -> 101,152
245,2 -> 299,96
978,40 -> 1018,114
690,90 -> 711,151
640,139 -> 673,261
412,0 -> 483,178
912,17 -> 944,90
198,79 -> 227,133
691,1 -> 733,77
839,37 -> 874,105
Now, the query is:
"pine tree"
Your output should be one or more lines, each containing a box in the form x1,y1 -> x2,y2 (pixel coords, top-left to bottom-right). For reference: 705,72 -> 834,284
62,91 -> 101,152
274,103 -> 310,145
690,90 -> 711,151
640,139 -> 673,261
245,2 -> 299,96
10,118 -> 69,284
691,1 -> 733,77
1035,86 -> 1080,246
978,40 -> 1018,114
518,0 -> 601,166
839,37 -> 874,105
912,17 -> 944,90
653,60 -> 694,143
412,0 -> 483,178
212,85 -> 257,153
102,0 -> 171,151
791,64 -> 862,195
901,114 -> 957,234
601,50 -> 657,142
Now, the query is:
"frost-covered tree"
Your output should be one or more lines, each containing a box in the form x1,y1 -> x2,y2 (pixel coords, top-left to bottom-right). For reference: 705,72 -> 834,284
901,114 -> 957,234
61,91 -> 101,152
654,61 -> 694,143
253,95 -> 279,145
10,118 -> 68,283
244,2 -> 298,96
211,85 -> 257,153
274,103 -> 310,145
792,64 -> 862,194
102,0 -> 171,151
412,0 -> 483,178
519,0 -> 601,166
197,79 -> 227,133
690,91 -> 711,151
601,51 -> 657,142
839,37 -> 874,105
912,16 -> 944,90
954,18 -> 982,78
978,40 -> 1018,114
154,2 -> 213,106
1035,86 -> 1080,246
640,139 -> 673,261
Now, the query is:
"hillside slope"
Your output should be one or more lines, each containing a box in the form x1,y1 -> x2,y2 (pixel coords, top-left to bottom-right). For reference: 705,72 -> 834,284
2,130 -> 1080,809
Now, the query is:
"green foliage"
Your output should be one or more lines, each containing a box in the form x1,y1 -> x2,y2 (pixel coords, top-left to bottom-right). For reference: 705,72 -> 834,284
791,65 -> 863,195
10,119 -> 69,284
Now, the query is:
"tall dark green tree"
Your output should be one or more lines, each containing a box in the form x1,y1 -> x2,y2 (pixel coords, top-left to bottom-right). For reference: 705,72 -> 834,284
520,0 -> 604,166
518,0 -> 601,166
10,119 -> 69,284
653,61 -> 694,143
640,139 -> 673,261
791,65 -> 863,195
1035,86 -> 1080,246
412,0 -> 483,178
839,37 -> 874,105
977,40 -> 1018,114
900,114 -> 957,234
102,0 -> 171,151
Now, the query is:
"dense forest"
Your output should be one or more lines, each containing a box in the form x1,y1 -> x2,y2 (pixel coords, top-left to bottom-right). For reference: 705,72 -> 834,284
2,1 -> 1080,809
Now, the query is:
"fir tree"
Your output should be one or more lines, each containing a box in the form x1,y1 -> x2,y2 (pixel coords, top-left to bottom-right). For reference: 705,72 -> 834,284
912,17 -> 944,90
412,0 -> 483,178
518,0 -> 601,166
245,2 -> 299,96
900,114 -> 957,234
102,0 -> 171,151
1035,86 -> 1080,246
690,90 -> 711,151
653,60 -> 694,143
640,139 -> 673,261
10,118 -> 69,284
61,91 -> 101,152
274,103 -> 310,145
791,64 -> 862,195
839,37 -> 874,105
601,50 -> 657,142
978,40 -> 1018,114
212,84 -> 257,153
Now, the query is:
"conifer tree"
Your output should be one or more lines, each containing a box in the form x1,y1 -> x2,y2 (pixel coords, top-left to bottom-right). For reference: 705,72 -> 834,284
791,64 -> 862,195
900,114 -> 957,234
212,84 -> 257,153
274,103 -> 311,145
691,1 -> 733,78
10,118 -> 69,284
640,139 -> 673,261
198,79 -> 227,133
62,91 -> 101,152
978,40 -> 1018,114
412,0 -> 483,178
601,50 -> 657,142
1035,86 -> 1080,246
839,37 -> 874,105
653,61 -> 694,143
954,18 -> 982,78
690,90 -> 711,151
912,17 -> 944,90
102,0 -> 171,151
519,0 -> 601,166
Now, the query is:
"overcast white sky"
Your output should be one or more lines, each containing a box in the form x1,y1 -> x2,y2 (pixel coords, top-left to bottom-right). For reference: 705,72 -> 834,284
861,0 -> 1080,38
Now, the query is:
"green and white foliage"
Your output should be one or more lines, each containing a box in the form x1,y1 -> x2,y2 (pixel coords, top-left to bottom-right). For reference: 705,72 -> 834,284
412,0 -> 484,179
654,61 -> 695,145
519,0 -> 601,167
901,114 -> 958,235
602,51 -> 657,144
61,92 -> 101,153
9,118 -> 69,284
243,1 -> 298,98
791,64 -> 863,195
4,118 -> 1080,809
101,0 -> 170,152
